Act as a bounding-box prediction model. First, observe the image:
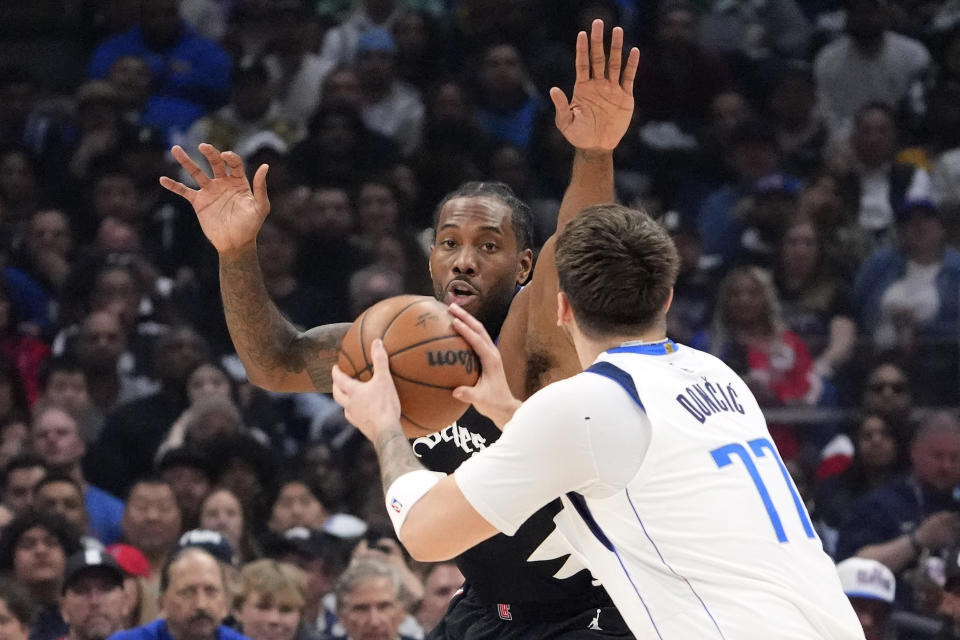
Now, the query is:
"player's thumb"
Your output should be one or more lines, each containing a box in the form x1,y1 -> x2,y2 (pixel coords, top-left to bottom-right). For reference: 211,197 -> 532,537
452,385 -> 476,404
370,339 -> 391,377
549,87 -> 570,122
253,164 -> 271,214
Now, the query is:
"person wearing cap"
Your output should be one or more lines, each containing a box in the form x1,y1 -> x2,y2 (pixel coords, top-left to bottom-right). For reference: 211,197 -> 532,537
109,546 -> 250,640
355,28 -> 424,156
105,543 -> 158,628
60,550 -> 130,640
319,0 -> 405,68
853,196 -> 960,404
176,530 -> 235,568
836,557 -> 896,640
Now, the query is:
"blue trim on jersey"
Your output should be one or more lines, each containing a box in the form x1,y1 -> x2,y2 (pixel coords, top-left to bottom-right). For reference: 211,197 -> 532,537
606,339 -> 679,356
585,362 -> 645,411
565,491 -> 663,638
625,488 -> 726,639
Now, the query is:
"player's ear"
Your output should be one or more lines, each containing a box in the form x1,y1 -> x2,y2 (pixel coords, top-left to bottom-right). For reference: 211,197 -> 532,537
556,291 -> 574,327
663,288 -> 674,315
517,248 -> 533,284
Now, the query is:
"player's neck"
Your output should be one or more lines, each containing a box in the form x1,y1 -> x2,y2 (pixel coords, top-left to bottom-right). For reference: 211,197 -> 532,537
574,328 -> 668,369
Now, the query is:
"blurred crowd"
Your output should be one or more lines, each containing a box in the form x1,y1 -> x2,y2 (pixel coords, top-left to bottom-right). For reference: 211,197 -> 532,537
2,0 -> 960,638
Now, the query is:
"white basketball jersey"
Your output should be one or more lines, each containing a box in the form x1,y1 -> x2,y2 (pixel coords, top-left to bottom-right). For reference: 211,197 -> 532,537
554,341 -> 863,639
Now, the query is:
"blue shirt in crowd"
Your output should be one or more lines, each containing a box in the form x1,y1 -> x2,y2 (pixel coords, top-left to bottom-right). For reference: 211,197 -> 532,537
109,619 -> 252,640
85,485 -> 125,545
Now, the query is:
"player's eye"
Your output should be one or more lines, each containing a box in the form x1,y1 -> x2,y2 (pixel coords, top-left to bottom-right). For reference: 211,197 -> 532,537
439,239 -> 457,249
481,242 -> 498,252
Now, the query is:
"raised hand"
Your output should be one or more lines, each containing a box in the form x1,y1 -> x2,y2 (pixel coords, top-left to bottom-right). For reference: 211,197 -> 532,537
159,144 -> 270,255
549,19 -> 640,153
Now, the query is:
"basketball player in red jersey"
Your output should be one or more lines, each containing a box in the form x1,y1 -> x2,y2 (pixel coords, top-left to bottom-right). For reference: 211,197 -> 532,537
161,20 -> 640,639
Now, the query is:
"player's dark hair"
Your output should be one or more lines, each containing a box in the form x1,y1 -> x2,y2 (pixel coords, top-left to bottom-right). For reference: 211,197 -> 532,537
555,204 -> 678,337
433,182 -> 534,252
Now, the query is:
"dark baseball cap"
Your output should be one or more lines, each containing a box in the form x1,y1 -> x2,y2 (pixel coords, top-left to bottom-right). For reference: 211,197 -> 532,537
264,526 -> 328,558
176,529 -> 235,566
63,550 -> 124,593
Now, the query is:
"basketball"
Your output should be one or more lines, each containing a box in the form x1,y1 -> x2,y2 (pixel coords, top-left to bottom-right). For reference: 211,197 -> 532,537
337,295 -> 480,438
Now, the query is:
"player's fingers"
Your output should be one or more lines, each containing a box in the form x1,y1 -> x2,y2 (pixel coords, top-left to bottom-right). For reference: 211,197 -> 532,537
449,305 -> 496,346
549,87 -> 570,124
608,26 -> 623,80
621,47 -> 640,94
170,145 -> 210,187
252,164 -> 270,213
220,150 -> 249,184
574,30 -> 588,83
199,143 -> 227,179
370,339 -> 391,377
158,176 -> 198,203
590,19 -> 605,79
452,385 -> 477,403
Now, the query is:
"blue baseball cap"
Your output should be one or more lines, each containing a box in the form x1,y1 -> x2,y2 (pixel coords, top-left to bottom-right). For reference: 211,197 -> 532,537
356,28 -> 396,55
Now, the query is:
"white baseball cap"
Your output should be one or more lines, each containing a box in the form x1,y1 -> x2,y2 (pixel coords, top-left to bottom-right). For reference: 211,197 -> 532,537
836,557 -> 896,603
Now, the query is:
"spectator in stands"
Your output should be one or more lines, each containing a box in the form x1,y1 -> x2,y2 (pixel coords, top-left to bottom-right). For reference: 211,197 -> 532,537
769,62 -> 829,180
66,311 -> 140,418
182,61 -> 304,175
844,104 -> 933,247
105,543 -> 157,628
474,44 -> 542,150
816,413 -> 910,554
391,10 -> 441,92
814,0 -> 930,133
354,29 -> 424,156
414,562 -> 462,634
261,4 -> 335,127
634,2 -> 730,135
697,121 -> 782,266
1,454 -> 46,516
332,558 -> 414,640
0,66 -> 44,153
854,199 -> 960,404
34,474 -> 99,550
87,0 -> 232,113
256,218 -> 334,330
109,547 -> 248,640
836,557 -> 896,640
268,478 -> 328,535
233,560 -> 307,640
31,405 -> 124,545
0,511 -> 83,640
321,0 -> 404,67
90,326 -> 208,497
350,532 -> 423,619
10,208 -> 74,303
121,478 -> 182,591
264,527 -> 347,636
38,357 -> 98,443
699,0 -> 811,58
199,488 -> 256,566
837,412 -> 960,607
59,549 -> 130,640
0,358 -> 30,436
0,276 -> 49,405
774,217 -> 856,390
0,578 -> 33,640
157,448 -> 213,532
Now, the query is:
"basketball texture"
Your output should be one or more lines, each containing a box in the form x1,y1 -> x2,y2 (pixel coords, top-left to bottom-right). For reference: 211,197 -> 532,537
337,295 -> 480,438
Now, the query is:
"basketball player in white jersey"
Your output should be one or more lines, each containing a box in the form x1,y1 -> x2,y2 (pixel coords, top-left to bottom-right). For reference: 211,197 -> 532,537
331,204 -> 865,639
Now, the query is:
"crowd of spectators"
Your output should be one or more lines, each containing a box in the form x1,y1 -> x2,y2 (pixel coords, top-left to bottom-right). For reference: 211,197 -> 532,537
2,0 -> 960,638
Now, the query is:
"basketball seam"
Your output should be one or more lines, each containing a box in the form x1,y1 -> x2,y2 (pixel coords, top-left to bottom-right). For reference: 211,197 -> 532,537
380,298 -> 432,342
359,311 -> 370,370
351,334 -> 470,380
392,372 -> 461,390
401,412 -> 434,433
340,348 -> 359,377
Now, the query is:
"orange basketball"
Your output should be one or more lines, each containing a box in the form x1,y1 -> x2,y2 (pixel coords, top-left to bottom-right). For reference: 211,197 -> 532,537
337,295 -> 480,438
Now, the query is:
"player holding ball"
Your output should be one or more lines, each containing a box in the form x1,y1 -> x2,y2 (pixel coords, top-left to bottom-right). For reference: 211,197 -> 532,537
162,19 -> 639,640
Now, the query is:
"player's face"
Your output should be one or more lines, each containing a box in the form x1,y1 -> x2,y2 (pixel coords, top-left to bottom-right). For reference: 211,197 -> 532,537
430,197 -> 532,333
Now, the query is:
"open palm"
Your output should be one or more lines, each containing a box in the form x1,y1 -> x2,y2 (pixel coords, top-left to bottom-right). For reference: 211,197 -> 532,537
550,19 -> 640,152
159,144 -> 270,255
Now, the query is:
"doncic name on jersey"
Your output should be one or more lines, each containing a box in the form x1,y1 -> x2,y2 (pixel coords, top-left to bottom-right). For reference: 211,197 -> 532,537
413,422 -> 488,457
676,376 -> 746,424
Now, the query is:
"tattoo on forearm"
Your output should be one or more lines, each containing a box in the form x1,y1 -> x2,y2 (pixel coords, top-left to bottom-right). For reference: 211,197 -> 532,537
376,429 -> 425,493
219,250 -> 348,391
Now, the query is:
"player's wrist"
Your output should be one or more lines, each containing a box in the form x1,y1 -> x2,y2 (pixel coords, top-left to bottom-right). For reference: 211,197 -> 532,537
218,239 -> 258,260
575,148 -> 613,162
909,529 -> 924,553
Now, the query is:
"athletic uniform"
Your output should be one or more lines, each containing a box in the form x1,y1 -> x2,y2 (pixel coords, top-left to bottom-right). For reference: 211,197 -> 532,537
412,407 -> 633,639
455,340 -> 864,639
